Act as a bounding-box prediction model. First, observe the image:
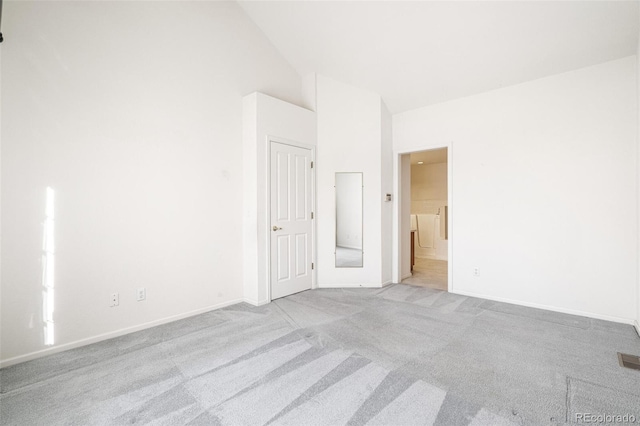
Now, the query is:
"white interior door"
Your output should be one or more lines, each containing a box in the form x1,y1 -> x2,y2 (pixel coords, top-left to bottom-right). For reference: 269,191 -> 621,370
270,141 -> 313,299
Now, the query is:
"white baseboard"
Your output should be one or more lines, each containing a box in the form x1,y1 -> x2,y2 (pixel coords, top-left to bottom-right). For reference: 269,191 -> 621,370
317,283 -> 381,288
453,289 -> 636,326
0,298 -> 244,369
401,273 -> 413,280
381,280 -> 393,287
634,320 -> 640,338
243,298 -> 271,307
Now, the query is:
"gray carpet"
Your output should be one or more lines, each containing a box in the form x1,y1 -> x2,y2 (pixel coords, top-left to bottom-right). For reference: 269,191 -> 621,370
1,284 -> 639,425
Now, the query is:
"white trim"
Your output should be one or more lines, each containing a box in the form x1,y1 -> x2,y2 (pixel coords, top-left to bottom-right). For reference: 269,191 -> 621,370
453,289 -> 637,325
391,153 -> 401,283
381,280 -> 393,287
267,137 -> 317,301
401,273 -> 413,280
243,298 -> 271,307
0,298 -> 244,368
318,283 -> 384,288
636,34 -> 640,340
268,136 -> 316,152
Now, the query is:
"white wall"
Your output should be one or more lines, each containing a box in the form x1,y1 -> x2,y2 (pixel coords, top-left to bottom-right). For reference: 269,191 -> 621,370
315,75 -> 391,287
242,93 -> 316,305
381,101 -> 393,285
394,57 -> 638,323
1,1 -> 302,366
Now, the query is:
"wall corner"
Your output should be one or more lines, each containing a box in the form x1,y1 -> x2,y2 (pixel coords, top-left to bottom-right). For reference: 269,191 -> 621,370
242,93 -> 260,303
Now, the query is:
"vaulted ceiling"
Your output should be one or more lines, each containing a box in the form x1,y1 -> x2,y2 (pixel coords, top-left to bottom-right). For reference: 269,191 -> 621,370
238,1 -> 639,114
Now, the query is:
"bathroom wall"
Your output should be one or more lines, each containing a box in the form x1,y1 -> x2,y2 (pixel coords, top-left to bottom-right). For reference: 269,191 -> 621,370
411,162 -> 447,202
411,162 -> 448,260
411,162 -> 447,215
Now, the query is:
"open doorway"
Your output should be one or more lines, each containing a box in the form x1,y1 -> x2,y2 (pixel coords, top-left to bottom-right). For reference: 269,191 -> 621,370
401,148 -> 448,291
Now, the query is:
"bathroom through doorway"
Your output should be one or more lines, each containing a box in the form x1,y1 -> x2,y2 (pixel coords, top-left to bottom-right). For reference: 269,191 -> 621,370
402,148 -> 448,291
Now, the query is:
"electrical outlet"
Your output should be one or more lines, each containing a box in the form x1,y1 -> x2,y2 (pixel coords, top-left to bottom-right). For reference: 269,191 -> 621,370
136,287 -> 146,301
110,292 -> 119,307
473,267 -> 480,277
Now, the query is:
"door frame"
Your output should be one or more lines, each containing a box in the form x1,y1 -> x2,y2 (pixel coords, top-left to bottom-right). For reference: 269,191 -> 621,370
267,136 -> 317,302
392,142 -> 452,292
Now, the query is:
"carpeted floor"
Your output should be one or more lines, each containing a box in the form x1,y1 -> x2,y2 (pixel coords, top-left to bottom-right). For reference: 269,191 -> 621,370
1,284 -> 639,425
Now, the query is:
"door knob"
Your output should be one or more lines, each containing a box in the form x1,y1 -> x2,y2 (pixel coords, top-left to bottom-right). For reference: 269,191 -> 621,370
272,226 -> 282,231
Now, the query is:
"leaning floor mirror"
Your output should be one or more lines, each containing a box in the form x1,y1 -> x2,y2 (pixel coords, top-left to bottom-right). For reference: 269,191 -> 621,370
335,172 -> 363,267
